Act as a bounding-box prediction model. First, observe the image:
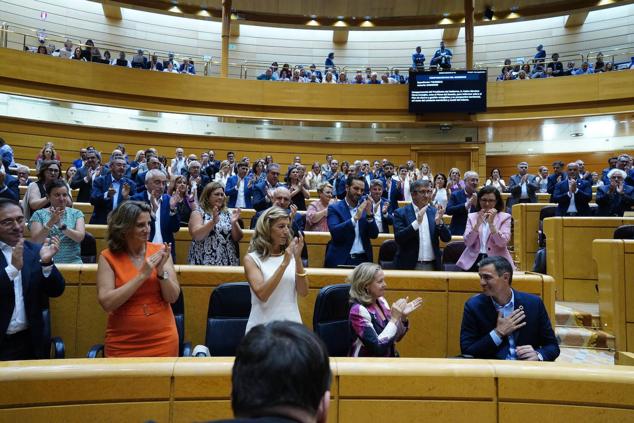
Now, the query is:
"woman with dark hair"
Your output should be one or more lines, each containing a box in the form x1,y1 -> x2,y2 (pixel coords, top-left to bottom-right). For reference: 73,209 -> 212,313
432,173 -> 449,209
348,262 -> 422,357
96,201 -> 180,357
64,165 -> 77,184
456,185 -> 515,271
72,47 -> 85,61
25,160 -> 71,218
187,182 -> 242,265
168,174 -> 195,227
29,180 -> 85,264
485,168 -> 507,192
244,206 -> 308,333
286,165 -> 309,211
36,45 -> 48,55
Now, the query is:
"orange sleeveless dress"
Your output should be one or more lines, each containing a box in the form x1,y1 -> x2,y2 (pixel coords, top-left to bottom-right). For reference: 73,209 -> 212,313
102,242 -> 178,357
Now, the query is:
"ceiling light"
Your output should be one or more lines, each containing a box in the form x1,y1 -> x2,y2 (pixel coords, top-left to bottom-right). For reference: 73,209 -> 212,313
334,20 -> 348,27
168,6 -> 182,13
360,20 -> 374,27
306,19 -> 320,26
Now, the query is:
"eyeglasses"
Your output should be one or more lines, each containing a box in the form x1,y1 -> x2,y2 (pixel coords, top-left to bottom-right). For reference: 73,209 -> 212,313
0,217 -> 25,227
413,190 -> 432,195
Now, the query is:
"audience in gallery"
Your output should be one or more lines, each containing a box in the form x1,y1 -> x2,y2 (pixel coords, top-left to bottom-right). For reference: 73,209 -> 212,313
96,201 -> 180,357
28,179 -> 85,264
243,206 -> 308,334
348,262 -> 423,357
187,182 -> 242,266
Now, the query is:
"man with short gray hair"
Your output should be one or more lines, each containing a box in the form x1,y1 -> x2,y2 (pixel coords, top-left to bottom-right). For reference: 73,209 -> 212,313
552,162 -> 592,216
507,162 -> 538,212
89,157 -> 136,224
252,163 -> 283,211
596,168 -> 634,216
446,171 -> 479,235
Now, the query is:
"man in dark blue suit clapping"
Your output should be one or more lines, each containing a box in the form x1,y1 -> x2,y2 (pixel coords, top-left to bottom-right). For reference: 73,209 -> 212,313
446,171 -> 479,236
89,157 -> 136,224
552,162 -> 592,217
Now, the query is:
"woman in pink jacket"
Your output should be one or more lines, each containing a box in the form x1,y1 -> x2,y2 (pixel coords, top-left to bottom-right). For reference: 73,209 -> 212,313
456,185 -> 515,271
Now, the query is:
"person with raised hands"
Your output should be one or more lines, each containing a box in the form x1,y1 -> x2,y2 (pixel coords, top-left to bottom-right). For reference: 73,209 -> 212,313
96,201 -> 180,357
456,186 -> 515,272
187,182 -> 242,266
244,206 -> 308,333
348,262 -> 423,357
326,175 -> 379,268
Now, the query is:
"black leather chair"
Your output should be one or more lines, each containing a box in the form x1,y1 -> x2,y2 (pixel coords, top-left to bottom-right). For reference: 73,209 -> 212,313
205,282 -> 252,356
313,284 -> 351,357
87,292 -> 191,358
80,232 -> 97,263
441,241 -> 466,271
614,224 -> 634,239
378,239 -> 398,269
41,298 -> 65,359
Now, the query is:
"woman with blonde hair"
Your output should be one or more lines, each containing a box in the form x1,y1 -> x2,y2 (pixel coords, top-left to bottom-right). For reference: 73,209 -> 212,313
348,262 -> 422,357
448,167 -> 465,192
244,206 -> 308,333
187,181 -> 242,265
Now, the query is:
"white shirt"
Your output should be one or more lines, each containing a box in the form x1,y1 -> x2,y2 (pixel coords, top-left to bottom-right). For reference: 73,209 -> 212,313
346,199 -> 365,255
1,241 -> 53,334
151,197 -> 163,244
567,188 -> 579,213
402,178 -> 412,202
479,221 -> 490,254
373,201 -> 384,233
236,176 -> 246,208
104,178 -> 123,209
410,205 -> 435,262
520,176 -> 529,199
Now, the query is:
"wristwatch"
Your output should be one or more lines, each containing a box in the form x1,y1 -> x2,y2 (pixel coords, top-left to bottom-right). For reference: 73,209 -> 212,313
157,271 -> 168,280
39,258 -> 54,266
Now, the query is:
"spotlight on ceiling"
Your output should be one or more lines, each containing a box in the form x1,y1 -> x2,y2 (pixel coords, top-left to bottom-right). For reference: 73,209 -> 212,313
483,6 -> 494,20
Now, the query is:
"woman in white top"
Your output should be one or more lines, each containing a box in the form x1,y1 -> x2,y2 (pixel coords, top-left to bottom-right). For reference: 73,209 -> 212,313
432,173 -> 449,209
418,163 -> 433,181
243,207 -> 309,333
214,160 -> 232,188
322,71 -> 337,84
485,168 -> 507,192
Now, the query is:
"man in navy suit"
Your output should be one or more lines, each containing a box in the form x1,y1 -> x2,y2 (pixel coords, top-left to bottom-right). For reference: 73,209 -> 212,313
134,156 -> 163,194
0,166 -> 19,202
393,180 -> 451,270
368,179 -> 393,233
0,198 -> 65,360
379,162 -> 399,211
324,159 -> 346,200
546,160 -> 566,197
596,169 -> 634,217
553,162 -> 593,216
446,171 -> 480,236
460,256 -> 559,361
506,162 -> 538,212
325,176 -> 378,268
70,149 -> 101,202
225,161 -> 252,209
89,157 -> 136,224
130,170 -> 181,260
72,147 -> 87,169
252,163 -> 283,211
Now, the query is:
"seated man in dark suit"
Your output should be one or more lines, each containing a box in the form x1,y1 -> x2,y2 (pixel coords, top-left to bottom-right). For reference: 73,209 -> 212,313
210,321 -> 331,423
460,256 -> 559,361
0,198 -> 65,360
553,162 -> 593,217
70,149 -> 102,203
251,187 -> 304,234
393,180 -> 451,270
596,169 -> 634,216
546,160 -> 566,198
368,179 -> 393,233
506,162 -> 538,212
325,176 -> 378,268
130,170 -> 181,260
0,164 -> 19,202
252,163 -> 283,211
89,157 -> 136,224
446,171 -> 479,235
134,156 -> 162,194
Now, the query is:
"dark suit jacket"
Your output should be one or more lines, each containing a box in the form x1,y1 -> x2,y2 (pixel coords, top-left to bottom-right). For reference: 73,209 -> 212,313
553,179 -> 592,216
89,174 -> 136,224
379,176 -> 400,211
0,241 -> 65,359
374,197 -> 393,233
446,190 -> 477,236
251,208 -> 304,234
134,170 -> 148,193
225,175 -> 252,208
0,174 -> 19,202
507,174 -> 538,208
70,166 -> 96,203
460,289 -> 560,361
252,180 -> 282,212
130,192 -> 180,259
393,204 -> 451,270
546,173 -> 566,195
325,171 -> 347,199
325,199 -> 378,268
627,169 -> 634,187
596,184 -> 634,216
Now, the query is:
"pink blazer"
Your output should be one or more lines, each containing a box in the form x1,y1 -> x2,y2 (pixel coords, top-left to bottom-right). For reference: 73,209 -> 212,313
456,211 -> 516,271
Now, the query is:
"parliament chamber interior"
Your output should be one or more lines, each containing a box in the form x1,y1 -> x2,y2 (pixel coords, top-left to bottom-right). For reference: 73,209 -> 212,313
1,0 -> 634,421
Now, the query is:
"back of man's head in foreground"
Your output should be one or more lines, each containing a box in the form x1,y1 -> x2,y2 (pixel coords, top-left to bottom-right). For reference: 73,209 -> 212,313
231,321 -> 331,422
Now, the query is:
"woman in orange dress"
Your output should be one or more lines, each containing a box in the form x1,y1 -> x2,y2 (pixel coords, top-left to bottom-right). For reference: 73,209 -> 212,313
96,201 -> 180,357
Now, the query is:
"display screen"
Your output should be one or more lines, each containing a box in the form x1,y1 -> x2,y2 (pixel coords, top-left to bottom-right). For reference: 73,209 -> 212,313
408,70 -> 487,113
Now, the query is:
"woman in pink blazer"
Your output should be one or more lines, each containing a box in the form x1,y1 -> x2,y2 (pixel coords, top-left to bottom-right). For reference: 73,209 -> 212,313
456,185 -> 515,271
